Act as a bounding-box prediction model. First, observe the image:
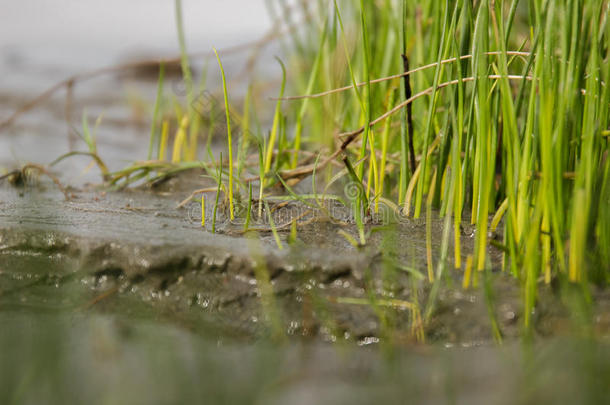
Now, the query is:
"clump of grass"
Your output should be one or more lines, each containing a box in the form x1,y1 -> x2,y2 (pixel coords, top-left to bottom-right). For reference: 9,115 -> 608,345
49,110 -> 110,181
0,163 -> 70,200
103,0 -> 609,334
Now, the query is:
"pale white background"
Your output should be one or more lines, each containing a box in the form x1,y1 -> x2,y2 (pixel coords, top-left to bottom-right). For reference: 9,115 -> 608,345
0,0 -> 273,70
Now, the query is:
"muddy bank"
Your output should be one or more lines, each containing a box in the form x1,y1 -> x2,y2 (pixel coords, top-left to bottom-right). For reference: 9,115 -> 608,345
2,178 -> 609,344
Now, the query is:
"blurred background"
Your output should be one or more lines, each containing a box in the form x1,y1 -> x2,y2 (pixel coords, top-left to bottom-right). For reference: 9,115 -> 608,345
0,0 -> 271,76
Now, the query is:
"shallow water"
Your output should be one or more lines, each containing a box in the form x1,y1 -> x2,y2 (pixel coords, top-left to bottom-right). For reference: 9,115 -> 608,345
1,309 -> 609,405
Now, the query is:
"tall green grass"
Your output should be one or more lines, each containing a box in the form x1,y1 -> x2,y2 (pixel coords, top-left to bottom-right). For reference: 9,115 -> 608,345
125,0 -> 609,332
213,48 -> 235,220
277,0 -> 608,324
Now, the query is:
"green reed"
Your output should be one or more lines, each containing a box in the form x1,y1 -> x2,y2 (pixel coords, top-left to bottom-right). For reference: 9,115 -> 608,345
122,0 -> 610,334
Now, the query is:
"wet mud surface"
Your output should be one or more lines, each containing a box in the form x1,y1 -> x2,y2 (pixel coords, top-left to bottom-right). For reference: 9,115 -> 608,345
1,178 -> 609,345
1,178 -> 610,404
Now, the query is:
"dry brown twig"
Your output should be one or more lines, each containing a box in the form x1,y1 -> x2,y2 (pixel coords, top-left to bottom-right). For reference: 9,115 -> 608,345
337,74 -> 534,141
276,51 -> 531,101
